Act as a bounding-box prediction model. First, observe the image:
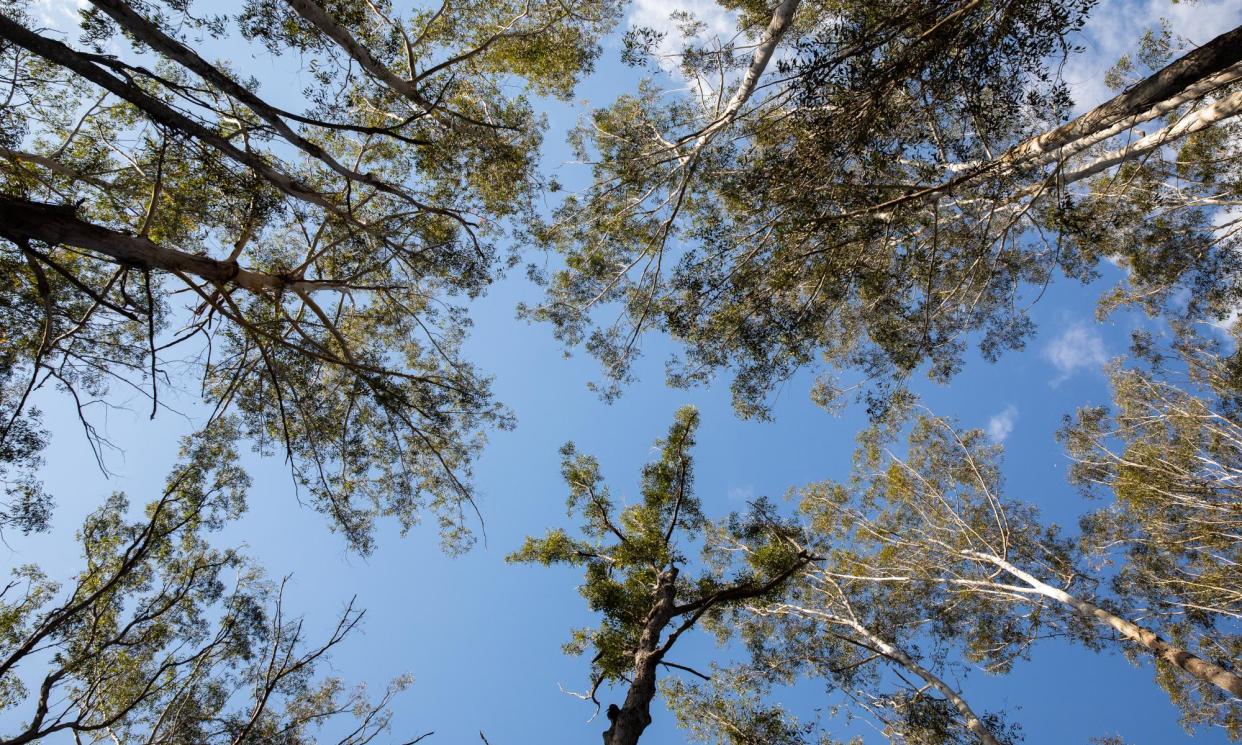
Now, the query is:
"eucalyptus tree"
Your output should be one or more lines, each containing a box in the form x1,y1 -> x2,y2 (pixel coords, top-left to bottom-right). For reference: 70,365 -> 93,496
508,406 -> 815,745
659,668 -> 826,745
1060,329 -> 1242,734
528,0 -> 1242,417
661,415 -> 1036,745
0,422 -> 417,745
723,411 -> 1240,741
0,0 -> 619,550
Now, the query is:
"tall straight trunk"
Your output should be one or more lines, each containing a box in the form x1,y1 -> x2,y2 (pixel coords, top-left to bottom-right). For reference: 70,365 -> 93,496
1053,89 -> 1242,188
843,619 -> 1002,745
690,0 -> 802,150
1003,24 -> 1242,163
984,88 -> 1242,213
604,569 -> 678,745
966,551 -> 1242,700
835,23 -> 1242,220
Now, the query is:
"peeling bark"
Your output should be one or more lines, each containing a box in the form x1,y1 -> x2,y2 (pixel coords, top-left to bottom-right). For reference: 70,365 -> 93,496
1055,88 -> 1242,188
1006,24 -> 1242,163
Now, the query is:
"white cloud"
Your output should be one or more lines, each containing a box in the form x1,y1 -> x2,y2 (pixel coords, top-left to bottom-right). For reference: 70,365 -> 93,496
986,405 -> 1019,443
629,0 -> 738,48
627,0 -> 744,93
31,0 -> 90,33
1043,322 -> 1108,384
726,484 -> 754,502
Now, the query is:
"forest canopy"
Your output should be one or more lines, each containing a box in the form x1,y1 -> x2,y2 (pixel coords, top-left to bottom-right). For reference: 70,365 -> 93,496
0,0 -> 1239,743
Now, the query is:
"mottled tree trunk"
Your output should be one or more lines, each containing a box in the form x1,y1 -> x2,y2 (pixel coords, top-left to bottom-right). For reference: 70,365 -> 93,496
968,551 -> 1242,700
603,568 -> 678,745
845,620 -> 1002,745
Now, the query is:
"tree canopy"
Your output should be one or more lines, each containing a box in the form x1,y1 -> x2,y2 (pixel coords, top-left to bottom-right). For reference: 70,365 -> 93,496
0,0 -> 620,551
528,0 -> 1242,418
0,422 -> 416,744
644,404 -> 1237,744
1,0 -> 1240,743
510,406 -> 814,745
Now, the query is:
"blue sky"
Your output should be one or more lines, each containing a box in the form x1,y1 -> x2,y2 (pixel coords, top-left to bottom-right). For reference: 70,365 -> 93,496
6,0 -> 1242,742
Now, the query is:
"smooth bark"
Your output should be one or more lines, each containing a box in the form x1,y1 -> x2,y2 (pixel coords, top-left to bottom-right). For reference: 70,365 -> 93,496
1055,88 -> 1242,187
828,22 -> 1242,220
691,0 -> 802,150
843,619 -> 1002,745
966,551 -> 1242,700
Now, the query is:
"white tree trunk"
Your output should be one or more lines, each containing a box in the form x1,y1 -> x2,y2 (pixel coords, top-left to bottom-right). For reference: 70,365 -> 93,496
692,0 -> 802,150
965,551 -> 1242,700
843,620 -> 1003,745
1056,89 -> 1242,188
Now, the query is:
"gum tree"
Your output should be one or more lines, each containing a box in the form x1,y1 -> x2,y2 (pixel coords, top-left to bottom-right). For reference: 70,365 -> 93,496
0,0 -> 620,550
0,422 -> 417,744
1061,331 -> 1242,734
509,406 -> 814,745
743,412 -> 1241,740
529,0 -> 1242,417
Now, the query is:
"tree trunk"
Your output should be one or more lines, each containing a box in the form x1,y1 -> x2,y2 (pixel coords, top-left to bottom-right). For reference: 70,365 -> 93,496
967,551 -> 1242,700
1004,24 -> 1242,164
844,620 -> 1003,745
1054,89 -> 1242,188
282,0 -> 436,113
834,23 -> 1242,220
691,0 -> 801,150
604,568 -> 678,745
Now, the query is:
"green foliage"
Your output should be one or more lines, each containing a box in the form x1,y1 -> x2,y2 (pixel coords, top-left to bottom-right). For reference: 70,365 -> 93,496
527,0 -> 1115,417
511,407 -> 812,745
509,406 -> 705,682
529,0 -> 1242,425
0,0 -> 620,550
1060,333 -> 1242,737
0,420 -> 412,743
664,669 -> 841,745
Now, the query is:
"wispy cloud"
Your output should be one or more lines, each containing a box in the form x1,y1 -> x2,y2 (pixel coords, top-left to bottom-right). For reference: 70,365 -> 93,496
986,405 -> 1019,443
726,484 -> 754,502
31,0 -> 89,32
1043,323 -> 1108,384
629,0 -> 738,48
